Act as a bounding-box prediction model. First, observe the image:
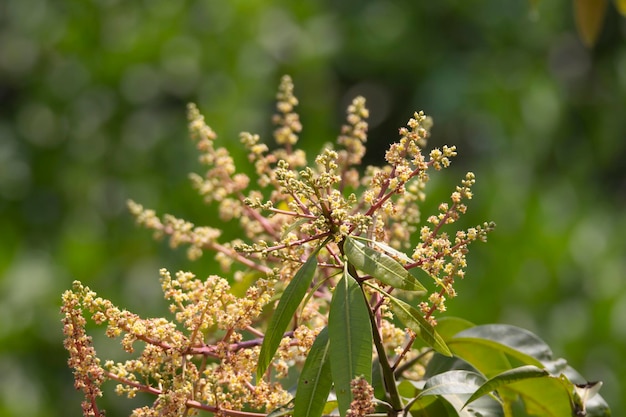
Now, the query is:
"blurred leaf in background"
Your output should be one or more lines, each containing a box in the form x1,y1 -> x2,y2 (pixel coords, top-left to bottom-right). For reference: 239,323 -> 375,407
0,0 -> 624,415
574,0 -> 609,47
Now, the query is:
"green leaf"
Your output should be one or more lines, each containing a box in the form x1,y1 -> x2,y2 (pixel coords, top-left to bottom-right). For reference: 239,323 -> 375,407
257,250 -> 319,379
498,375 -> 574,416
427,325 -> 610,416
447,337 -> 540,378
446,325 -> 589,416
435,317 -> 475,342
423,353 -> 478,380
447,325 -> 550,378
406,373 -> 502,417
294,327 -> 333,417
355,236 -> 414,264
408,395 -> 461,417
365,282 -> 451,356
617,0 -> 626,16
418,370 -> 486,398
343,236 -> 426,292
329,271 -> 373,417
453,324 -> 553,362
463,365 -> 549,408
300,270 -> 340,316
323,401 -> 338,415
397,379 -> 423,399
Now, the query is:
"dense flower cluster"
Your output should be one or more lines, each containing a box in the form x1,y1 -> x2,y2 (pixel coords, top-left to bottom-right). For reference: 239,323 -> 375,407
62,75 -> 493,416
346,377 -> 375,417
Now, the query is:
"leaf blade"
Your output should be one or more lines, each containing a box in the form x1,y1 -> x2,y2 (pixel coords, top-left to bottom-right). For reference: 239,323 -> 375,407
366,282 -> 452,356
329,271 -> 373,417
257,250 -> 319,379
418,370 -> 486,398
463,365 -> 549,408
448,324 -> 553,375
344,236 -> 426,292
294,327 -> 333,417
500,376 -> 574,416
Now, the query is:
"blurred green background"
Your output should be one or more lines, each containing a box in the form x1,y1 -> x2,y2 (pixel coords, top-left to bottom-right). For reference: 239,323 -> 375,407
1,0 -> 625,415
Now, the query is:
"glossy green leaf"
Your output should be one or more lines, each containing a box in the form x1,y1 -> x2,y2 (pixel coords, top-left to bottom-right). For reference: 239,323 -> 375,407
446,326 -> 598,416
423,352 -> 479,380
406,374 -> 502,417
397,378 -> 423,398
447,339 -> 526,379
355,236 -> 414,264
366,282 -> 451,356
408,395 -> 461,417
425,331 -> 610,417
294,327 -> 333,417
300,270 -> 340,316
435,317 -> 475,342
418,370 -> 486,398
257,250 -> 319,379
498,375 -> 574,416
343,236 -> 426,292
355,236 -> 434,285
447,325 -> 550,378
453,324 -> 553,362
463,365 -> 548,408
329,271 -> 373,417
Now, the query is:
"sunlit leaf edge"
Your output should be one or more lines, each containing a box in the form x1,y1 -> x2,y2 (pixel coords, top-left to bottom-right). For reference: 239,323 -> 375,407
463,365 -> 549,408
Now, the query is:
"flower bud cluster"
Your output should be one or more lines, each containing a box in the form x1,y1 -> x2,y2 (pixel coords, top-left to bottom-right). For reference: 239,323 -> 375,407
346,376 -> 375,417
63,76 -> 493,416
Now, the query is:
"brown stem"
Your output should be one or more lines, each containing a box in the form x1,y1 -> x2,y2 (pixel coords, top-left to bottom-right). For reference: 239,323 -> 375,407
240,194 -> 279,237
103,372 -> 267,417
257,231 -> 331,253
267,207 -> 317,219
206,241 -> 272,274
424,287 -> 448,320
394,348 -> 433,377
391,332 -> 416,371
423,202 -> 457,246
